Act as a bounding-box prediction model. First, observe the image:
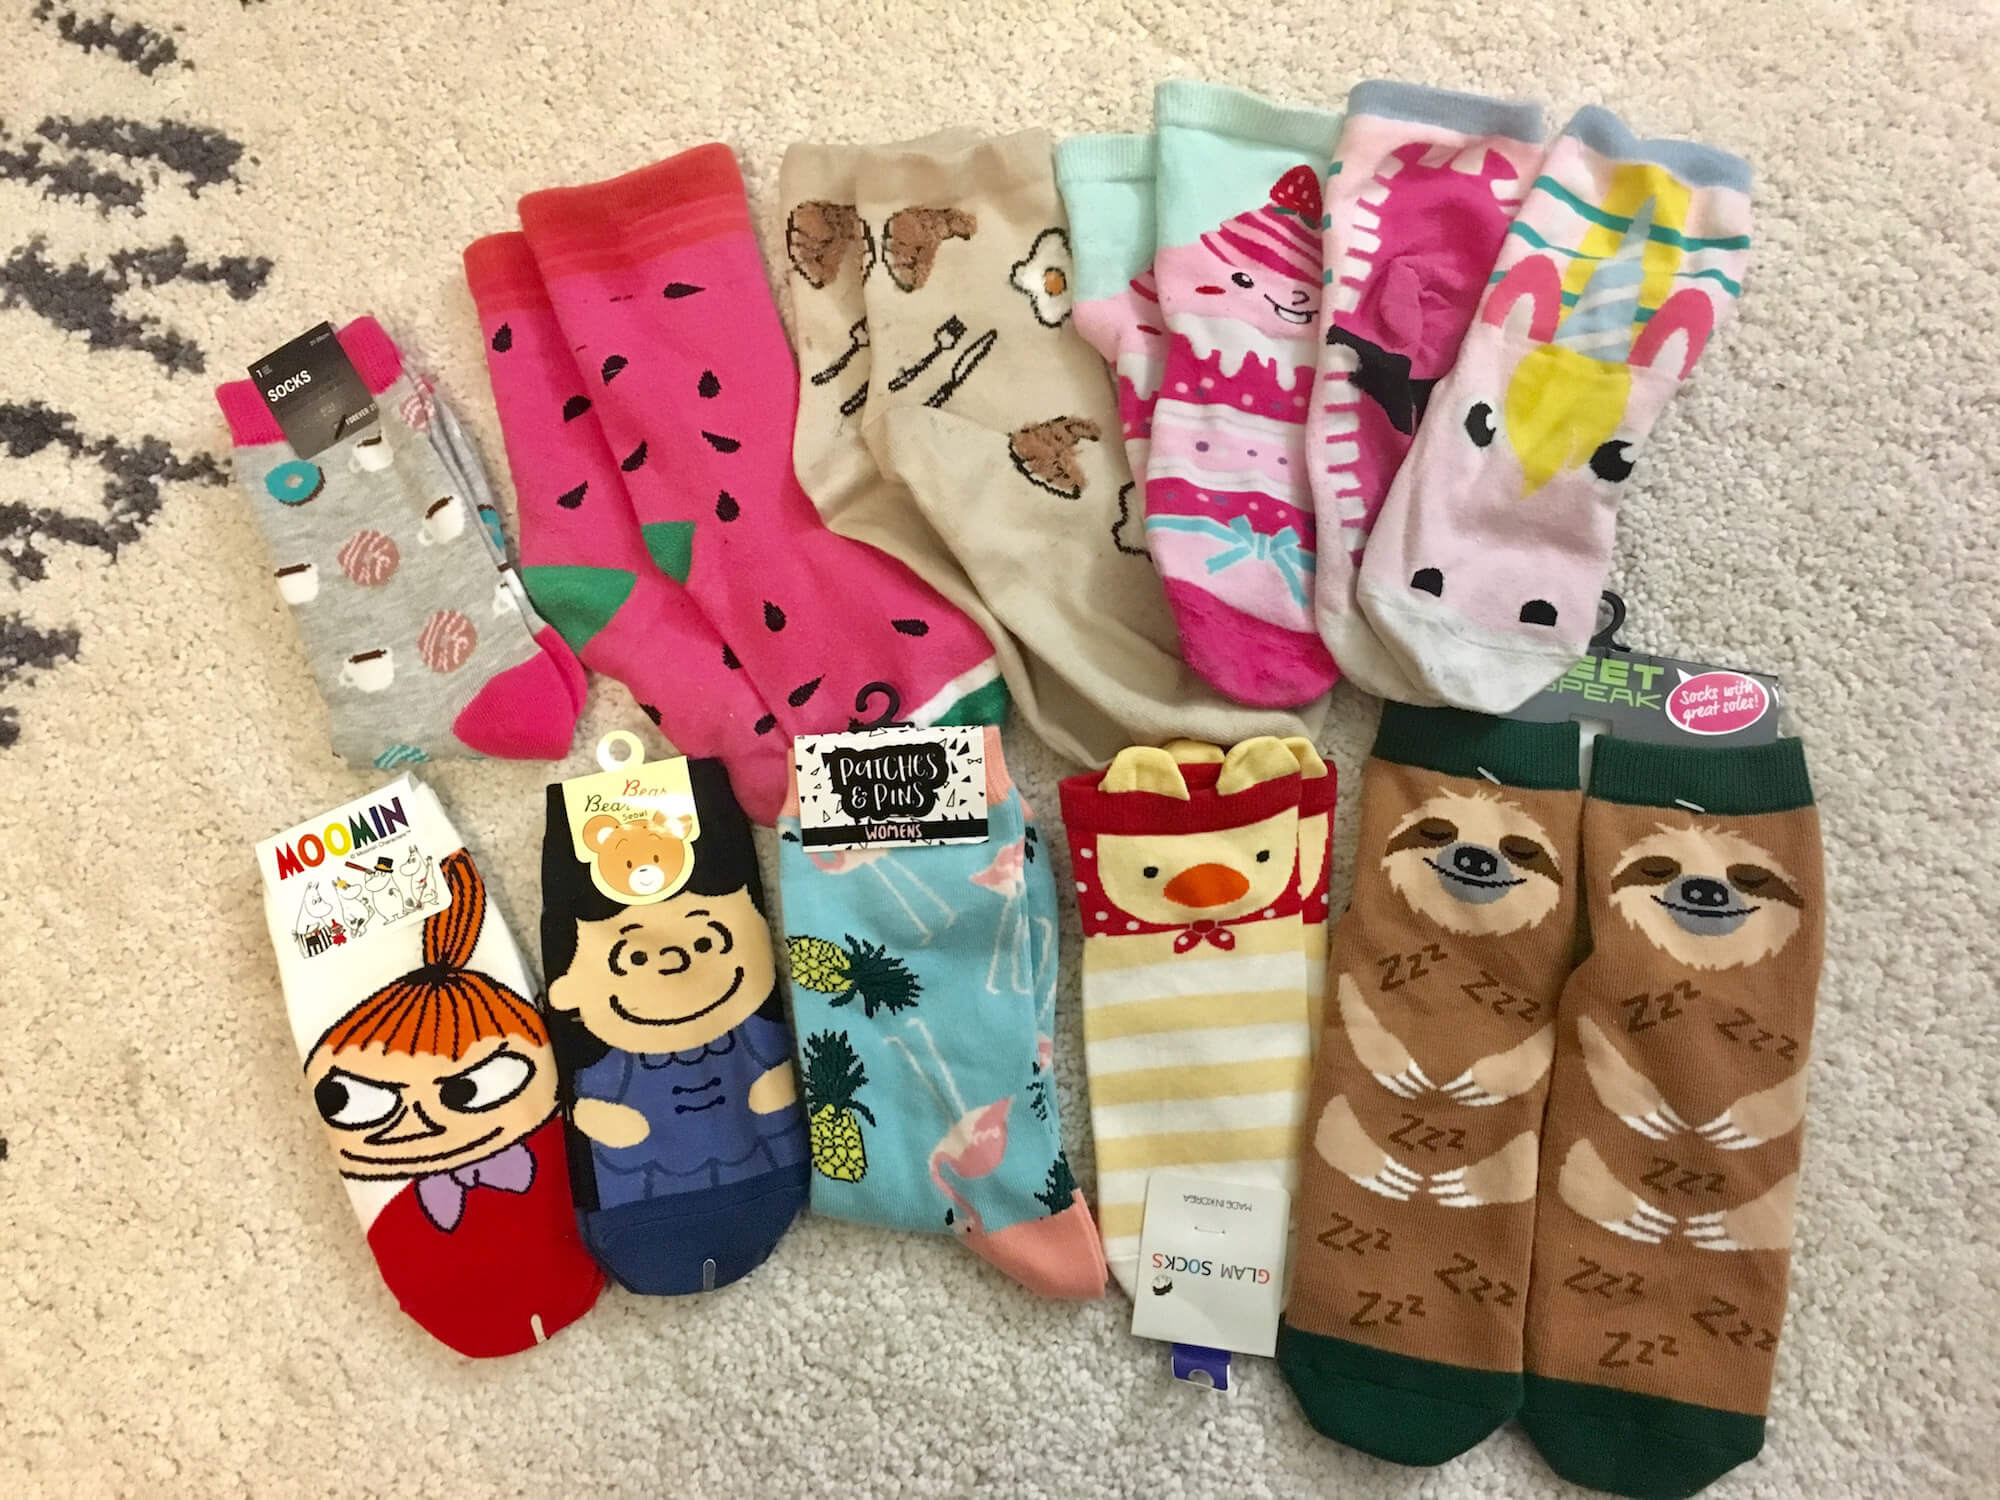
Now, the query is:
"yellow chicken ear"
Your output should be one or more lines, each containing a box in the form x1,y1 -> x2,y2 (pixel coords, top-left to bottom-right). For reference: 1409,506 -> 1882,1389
1160,738 -> 1226,766
1099,746 -> 1190,798
1281,736 -> 1328,781
1218,736 -> 1303,794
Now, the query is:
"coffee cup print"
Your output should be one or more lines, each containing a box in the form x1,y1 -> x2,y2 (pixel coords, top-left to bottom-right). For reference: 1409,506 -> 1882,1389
493,564 -> 523,617
341,648 -> 395,692
350,432 -> 394,473
274,562 -> 318,605
419,495 -> 466,546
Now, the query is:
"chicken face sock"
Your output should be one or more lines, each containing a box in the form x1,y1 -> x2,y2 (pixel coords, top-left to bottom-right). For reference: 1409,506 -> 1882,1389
783,134 -> 1326,767
1055,132 -> 1166,482
256,778 -> 603,1356
1521,738 -> 1820,1500
514,146 -> 1006,738
778,729 -> 1105,1299
1145,82 -> 1342,708
1059,736 -> 1312,1295
465,235 -> 791,823
217,317 -> 585,769
1309,83 -> 1545,703
1357,109 -> 1752,713
1277,705 -> 1582,1464
541,757 -> 808,1295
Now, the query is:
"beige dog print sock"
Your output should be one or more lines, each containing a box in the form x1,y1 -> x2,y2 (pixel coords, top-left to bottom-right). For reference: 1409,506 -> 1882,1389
782,133 -> 1326,767
1278,704 -> 1583,1465
1520,737 -> 1821,1500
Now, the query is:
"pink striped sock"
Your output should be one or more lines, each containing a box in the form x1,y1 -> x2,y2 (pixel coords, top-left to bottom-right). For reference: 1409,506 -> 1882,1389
514,146 -> 1005,736
464,234 -> 791,822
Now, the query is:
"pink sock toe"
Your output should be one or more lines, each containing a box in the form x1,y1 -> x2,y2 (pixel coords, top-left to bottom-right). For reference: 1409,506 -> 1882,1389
1164,581 -> 1337,708
453,646 -> 582,760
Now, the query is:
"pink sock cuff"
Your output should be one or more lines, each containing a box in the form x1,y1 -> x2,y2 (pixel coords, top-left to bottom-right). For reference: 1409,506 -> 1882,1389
515,144 -> 751,279
1058,759 -> 1302,839
214,316 -> 404,448
464,233 -> 553,312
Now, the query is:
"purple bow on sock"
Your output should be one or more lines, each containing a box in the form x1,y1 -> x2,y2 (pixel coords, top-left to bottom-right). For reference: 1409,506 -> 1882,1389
413,1139 -> 536,1232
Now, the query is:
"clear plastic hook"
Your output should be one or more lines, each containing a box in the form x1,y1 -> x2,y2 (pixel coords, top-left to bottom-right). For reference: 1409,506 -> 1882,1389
596,730 -> 645,775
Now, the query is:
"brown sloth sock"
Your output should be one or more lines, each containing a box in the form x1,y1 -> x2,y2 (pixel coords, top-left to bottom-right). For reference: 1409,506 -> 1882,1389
1521,737 -> 1821,1500
1279,704 -> 1582,1466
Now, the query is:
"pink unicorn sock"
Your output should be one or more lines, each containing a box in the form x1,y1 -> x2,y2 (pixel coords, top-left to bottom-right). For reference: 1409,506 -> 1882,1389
464,234 -> 792,822
1308,83 -> 1545,703
514,146 -> 1005,738
1146,83 -> 1342,708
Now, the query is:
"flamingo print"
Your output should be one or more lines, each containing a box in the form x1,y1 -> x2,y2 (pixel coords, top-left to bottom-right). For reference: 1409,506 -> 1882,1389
969,837 -> 1034,994
807,844 -> 958,942
885,1019 -> 1013,1237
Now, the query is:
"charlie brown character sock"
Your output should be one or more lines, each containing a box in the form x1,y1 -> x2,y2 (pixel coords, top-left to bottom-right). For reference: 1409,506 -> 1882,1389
1308,83 -> 1545,703
542,757 -> 808,1296
1521,737 -> 1822,1500
515,145 -> 1006,736
217,317 -> 585,769
1277,705 -> 1581,1465
778,728 -> 1106,1299
1144,82 -> 1342,708
256,777 -> 603,1356
1059,736 -> 1313,1294
465,234 -> 792,823
1356,109 -> 1751,713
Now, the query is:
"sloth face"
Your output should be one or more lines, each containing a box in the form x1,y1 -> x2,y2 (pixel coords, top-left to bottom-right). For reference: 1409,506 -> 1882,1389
1608,824 -> 1804,970
1381,790 -> 1563,937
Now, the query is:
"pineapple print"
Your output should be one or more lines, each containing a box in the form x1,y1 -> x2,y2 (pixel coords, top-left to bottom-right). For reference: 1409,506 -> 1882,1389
787,933 -> 922,1018
1035,1153 -> 1078,1216
802,1030 -> 876,1182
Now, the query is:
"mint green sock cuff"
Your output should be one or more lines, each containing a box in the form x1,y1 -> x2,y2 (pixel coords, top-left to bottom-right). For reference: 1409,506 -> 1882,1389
1588,735 -> 1812,816
1348,81 -> 1545,145
1372,704 -> 1581,790
1155,79 -> 1341,157
1055,132 -> 1155,187
1562,105 -> 1751,194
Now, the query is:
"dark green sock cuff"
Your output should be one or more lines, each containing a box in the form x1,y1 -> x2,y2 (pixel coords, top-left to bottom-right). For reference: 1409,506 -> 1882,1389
1372,704 -> 1581,790
1589,735 -> 1813,816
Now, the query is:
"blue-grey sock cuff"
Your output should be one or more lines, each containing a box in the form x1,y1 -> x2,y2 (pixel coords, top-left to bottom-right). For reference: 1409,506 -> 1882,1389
1562,106 -> 1752,192
1155,80 -> 1341,158
1347,81 -> 1545,145
1055,133 -> 1156,187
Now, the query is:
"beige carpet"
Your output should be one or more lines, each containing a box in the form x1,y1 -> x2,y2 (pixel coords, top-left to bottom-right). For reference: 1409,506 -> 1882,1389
3,1 -> 1996,1494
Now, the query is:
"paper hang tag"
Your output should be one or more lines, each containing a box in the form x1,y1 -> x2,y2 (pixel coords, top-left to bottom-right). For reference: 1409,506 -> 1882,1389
249,322 -> 379,458
793,726 -> 988,851
1131,1173 -> 1289,1359
1510,591 -> 1783,747
256,777 -> 451,962
557,731 -> 702,905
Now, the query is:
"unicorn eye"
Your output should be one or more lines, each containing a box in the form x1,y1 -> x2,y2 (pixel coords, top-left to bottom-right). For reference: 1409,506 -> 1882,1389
1230,272 -> 1254,289
1464,403 -> 1496,447
1591,440 -> 1635,482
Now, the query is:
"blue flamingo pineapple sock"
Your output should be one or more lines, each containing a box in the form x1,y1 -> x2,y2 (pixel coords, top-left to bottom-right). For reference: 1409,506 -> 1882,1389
542,758 -> 808,1295
778,728 -> 1106,1299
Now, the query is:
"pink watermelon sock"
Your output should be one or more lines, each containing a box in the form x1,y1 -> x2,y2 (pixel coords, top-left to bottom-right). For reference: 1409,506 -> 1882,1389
1308,83 -> 1545,703
1147,83 -> 1342,709
464,235 -> 792,822
514,146 -> 1006,737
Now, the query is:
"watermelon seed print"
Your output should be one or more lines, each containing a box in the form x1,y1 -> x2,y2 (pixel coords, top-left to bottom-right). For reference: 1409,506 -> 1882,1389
701,430 -> 740,454
722,643 -> 741,669
754,713 -> 777,735
417,609 -> 477,673
621,441 -> 648,472
640,704 -> 663,725
698,370 -> 721,399
715,490 -> 740,521
562,395 -> 591,421
763,601 -> 786,632
789,676 -> 822,708
490,323 -> 512,353
891,618 -> 928,637
600,354 -> 628,383
664,282 -> 703,299
557,482 -> 587,510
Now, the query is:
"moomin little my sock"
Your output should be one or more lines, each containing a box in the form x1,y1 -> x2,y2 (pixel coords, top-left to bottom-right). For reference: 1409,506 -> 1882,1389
777,728 -> 1106,1300
1145,82 -> 1342,708
218,317 -> 585,769
1356,109 -> 1752,714
256,777 -> 603,1356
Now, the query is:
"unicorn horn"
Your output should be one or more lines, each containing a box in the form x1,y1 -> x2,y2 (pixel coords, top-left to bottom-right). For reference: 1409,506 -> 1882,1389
1552,197 -> 1656,362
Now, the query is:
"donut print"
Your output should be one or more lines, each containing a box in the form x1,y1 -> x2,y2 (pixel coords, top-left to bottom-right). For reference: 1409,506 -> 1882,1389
417,610 -> 477,673
265,460 -> 324,505
336,529 -> 401,586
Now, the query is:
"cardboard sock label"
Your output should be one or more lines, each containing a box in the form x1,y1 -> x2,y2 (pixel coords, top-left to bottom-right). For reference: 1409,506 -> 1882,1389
250,322 -> 379,458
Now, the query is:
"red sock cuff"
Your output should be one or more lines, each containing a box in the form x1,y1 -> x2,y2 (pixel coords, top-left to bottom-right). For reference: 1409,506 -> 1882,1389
464,233 -> 553,313
213,316 -> 404,448
516,144 -> 751,280
1058,764 -> 1303,838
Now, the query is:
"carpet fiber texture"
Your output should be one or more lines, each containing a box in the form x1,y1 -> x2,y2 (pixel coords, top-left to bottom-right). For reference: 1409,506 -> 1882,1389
2,2 -> 1995,1495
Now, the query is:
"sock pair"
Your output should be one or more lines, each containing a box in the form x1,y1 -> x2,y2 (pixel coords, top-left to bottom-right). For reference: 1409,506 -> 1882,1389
780,132 -> 1322,768
218,318 -> 586,770
256,776 -> 603,1355
1059,82 -> 1342,709
776,728 -> 1106,1299
1354,110 -> 1752,712
464,145 -> 1006,825
541,757 -> 809,1295
1058,734 -> 1334,1293
1280,707 -> 1821,1500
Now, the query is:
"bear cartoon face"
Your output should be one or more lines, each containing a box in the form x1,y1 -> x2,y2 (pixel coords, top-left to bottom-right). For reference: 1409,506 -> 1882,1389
583,811 -> 692,900
1095,809 -> 1296,926
1381,789 -> 1563,937
1607,823 -> 1804,971
548,885 -> 774,1054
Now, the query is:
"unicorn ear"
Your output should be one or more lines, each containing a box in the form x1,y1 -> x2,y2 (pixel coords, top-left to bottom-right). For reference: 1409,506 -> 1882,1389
1481,255 -> 1564,342
1629,287 -> 1716,378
